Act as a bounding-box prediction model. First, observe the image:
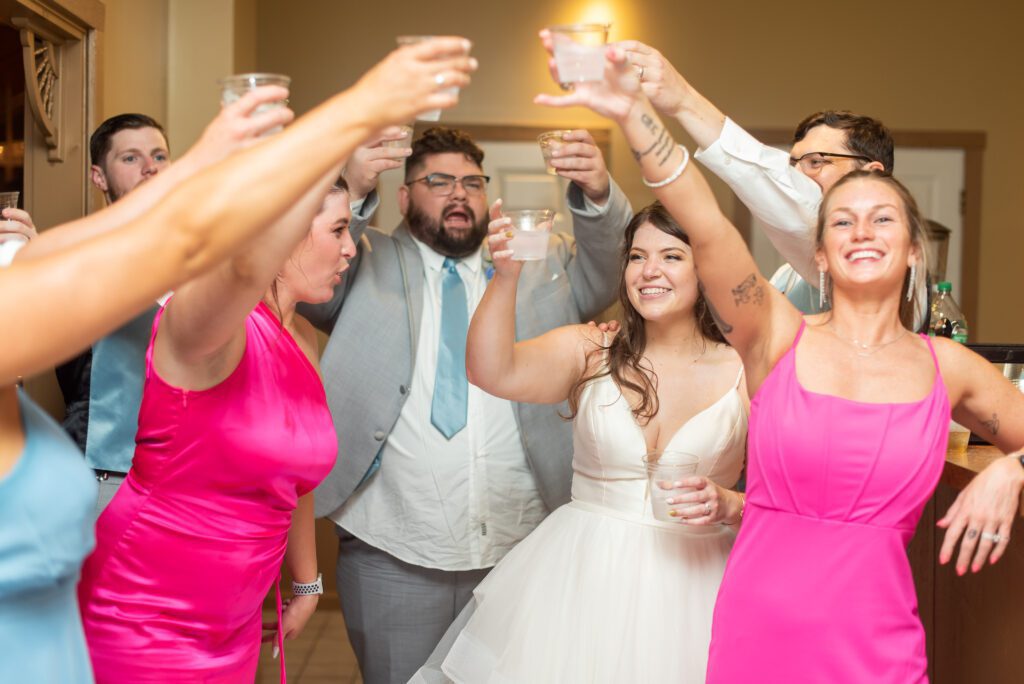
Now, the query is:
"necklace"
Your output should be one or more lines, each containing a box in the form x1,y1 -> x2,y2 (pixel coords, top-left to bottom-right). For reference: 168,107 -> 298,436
828,322 -> 908,357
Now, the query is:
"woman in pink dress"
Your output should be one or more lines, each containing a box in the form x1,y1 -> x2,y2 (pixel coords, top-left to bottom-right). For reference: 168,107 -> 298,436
536,42 -> 1024,682
77,39 -> 478,683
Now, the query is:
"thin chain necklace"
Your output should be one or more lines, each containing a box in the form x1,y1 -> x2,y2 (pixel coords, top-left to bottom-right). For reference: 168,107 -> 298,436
828,322 -> 908,357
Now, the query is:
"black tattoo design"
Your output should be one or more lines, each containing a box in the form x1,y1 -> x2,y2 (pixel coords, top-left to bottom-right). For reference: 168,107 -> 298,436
982,413 -> 1000,436
967,529 -> 979,540
699,280 -> 733,334
655,133 -> 674,165
641,112 -> 658,133
634,128 -> 667,162
731,273 -> 765,307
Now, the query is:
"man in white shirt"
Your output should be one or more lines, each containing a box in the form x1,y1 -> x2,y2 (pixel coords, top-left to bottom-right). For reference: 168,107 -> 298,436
619,41 -> 927,324
299,126 -> 632,683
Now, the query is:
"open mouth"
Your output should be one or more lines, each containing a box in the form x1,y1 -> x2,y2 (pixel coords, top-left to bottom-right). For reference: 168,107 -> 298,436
443,205 -> 473,229
845,248 -> 884,264
639,286 -> 672,297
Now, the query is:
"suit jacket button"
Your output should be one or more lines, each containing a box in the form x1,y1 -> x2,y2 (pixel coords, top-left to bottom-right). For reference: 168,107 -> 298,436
373,431 -> 385,441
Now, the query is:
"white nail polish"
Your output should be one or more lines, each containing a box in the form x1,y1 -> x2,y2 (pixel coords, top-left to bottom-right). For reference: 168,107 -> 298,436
272,644 -> 279,659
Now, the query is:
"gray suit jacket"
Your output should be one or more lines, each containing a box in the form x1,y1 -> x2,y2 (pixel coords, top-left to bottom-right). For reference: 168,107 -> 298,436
300,181 -> 632,517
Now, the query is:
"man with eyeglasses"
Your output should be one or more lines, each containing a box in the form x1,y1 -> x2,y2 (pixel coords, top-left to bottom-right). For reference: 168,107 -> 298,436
299,126 -> 631,683
618,42 -> 933,321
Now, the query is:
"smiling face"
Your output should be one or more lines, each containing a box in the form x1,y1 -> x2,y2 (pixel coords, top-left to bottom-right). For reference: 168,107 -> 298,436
816,176 -> 919,299
624,223 -> 700,324
279,190 -> 356,304
399,152 -> 490,258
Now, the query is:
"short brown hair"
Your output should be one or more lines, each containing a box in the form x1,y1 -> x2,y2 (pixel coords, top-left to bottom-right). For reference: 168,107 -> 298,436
405,127 -> 484,181
793,111 -> 894,173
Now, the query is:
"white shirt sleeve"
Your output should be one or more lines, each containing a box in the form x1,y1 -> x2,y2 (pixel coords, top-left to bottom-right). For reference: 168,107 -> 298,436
695,117 -> 821,283
0,239 -> 27,268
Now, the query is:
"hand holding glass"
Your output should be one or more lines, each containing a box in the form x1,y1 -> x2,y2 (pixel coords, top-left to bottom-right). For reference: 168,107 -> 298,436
538,130 -> 572,175
548,24 -> 610,84
219,73 -> 291,135
396,36 -> 460,121
643,450 -> 699,522
505,210 -> 555,261
0,192 -> 26,247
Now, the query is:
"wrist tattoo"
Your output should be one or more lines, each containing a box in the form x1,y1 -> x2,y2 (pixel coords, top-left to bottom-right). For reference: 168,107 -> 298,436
982,413 -> 1000,436
634,128 -> 667,162
732,273 -> 765,307
641,112 -> 658,134
655,134 -> 675,166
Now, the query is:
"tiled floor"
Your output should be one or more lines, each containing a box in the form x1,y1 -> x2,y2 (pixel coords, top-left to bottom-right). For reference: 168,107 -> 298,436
256,606 -> 362,683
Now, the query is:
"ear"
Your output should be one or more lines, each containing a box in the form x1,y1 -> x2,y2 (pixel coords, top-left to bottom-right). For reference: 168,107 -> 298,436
90,165 -> 108,192
864,160 -> 885,173
398,184 -> 410,217
814,247 -> 829,274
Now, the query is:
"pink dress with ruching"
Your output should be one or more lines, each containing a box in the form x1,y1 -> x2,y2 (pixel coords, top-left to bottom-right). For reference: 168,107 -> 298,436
79,302 -> 337,683
707,322 -> 947,683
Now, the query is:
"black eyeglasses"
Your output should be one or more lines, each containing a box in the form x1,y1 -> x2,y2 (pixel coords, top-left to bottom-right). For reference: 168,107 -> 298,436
789,151 -> 872,174
405,173 -> 491,197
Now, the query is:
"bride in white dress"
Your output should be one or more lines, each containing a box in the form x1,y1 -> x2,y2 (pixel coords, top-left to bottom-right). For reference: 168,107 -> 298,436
414,202 -> 749,683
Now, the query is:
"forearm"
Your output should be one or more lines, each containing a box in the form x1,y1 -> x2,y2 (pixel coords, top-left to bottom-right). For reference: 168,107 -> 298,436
285,493 -> 318,584
466,273 -> 519,393
672,84 -> 727,151
566,180 -> 631,320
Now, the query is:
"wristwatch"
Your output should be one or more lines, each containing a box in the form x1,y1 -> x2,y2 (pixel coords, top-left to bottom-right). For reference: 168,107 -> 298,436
291,573 -> 324,596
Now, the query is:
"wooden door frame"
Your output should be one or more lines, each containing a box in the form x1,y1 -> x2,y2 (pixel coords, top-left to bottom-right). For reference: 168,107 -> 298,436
733,128 -> 985,328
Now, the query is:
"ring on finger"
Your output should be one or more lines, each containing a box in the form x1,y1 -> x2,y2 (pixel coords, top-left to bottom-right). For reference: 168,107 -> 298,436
435,72 -> 446,86
703,502 -> 711,516
981,531 -> 1005,543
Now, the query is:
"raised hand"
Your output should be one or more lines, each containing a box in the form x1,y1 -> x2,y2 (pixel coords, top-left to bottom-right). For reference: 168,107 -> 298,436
485,199 -> 523,280
351,37 -> 477,126
342,127 -> 413,201
0,208 -> 38,243
547,129 -> 610,204
185,85 -> 295,168
614,40 -> 691,118
535,31 -> 641,122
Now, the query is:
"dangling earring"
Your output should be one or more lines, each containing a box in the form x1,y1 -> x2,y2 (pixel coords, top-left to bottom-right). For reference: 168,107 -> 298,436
906,263 -> 916,302
819,270 -> 828,309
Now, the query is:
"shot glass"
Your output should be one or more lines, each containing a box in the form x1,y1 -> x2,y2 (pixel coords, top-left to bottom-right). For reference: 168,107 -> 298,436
548,23 -> 610,84
382,125 -> 415,149
396,36 -> 460,122
538,130 -> 572,175
505,209 -> 555,261
642,450 -> 699,522
0,191 -> 26,248
218,73 -> 291,134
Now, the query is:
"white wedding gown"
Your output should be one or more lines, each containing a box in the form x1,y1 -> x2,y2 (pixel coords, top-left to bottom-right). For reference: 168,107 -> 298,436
413,366 -> 747,684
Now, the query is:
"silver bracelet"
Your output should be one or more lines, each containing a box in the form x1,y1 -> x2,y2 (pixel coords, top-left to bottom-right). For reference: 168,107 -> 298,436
291,572 -> 323,596
642,144 -> 690,188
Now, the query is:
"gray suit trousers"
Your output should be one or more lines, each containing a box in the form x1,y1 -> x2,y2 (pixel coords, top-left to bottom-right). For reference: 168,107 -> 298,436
335,528 -> 489,684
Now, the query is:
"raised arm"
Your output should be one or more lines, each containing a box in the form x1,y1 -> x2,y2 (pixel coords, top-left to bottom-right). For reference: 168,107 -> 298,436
466,201 -> 601,404
535,42 -> 801,383
1,37 -> 477,386
615,41 -> 820,283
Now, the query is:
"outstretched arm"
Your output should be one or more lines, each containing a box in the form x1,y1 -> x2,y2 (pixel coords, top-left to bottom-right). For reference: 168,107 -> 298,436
535,41 -> 801,383
1,37 -> 477,386
466,201 -> 601,404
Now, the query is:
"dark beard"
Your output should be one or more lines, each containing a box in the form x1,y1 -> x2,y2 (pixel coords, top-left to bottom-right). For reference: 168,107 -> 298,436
406,199 -> 488,259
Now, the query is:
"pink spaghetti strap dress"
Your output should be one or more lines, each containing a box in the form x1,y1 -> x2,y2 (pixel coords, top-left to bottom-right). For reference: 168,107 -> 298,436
79,302 -> 337,683
707,322 -> 948,683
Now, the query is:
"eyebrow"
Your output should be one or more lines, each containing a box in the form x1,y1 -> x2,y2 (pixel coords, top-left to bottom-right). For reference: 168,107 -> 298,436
829,203 -> 900,214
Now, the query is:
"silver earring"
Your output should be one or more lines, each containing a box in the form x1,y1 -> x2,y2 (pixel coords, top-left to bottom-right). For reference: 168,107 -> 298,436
907,263 -> 916,302
819,270 -> 828,308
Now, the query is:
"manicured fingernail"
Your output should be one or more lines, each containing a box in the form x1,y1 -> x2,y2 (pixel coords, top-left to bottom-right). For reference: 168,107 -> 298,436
272,644 -> 279,659
957,566 -> 966,576
668,510 -> 677,517
505,231 -> 514,238
469,57 -> 479,69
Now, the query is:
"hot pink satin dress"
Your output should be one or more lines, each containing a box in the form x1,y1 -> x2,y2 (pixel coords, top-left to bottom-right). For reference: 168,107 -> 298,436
707,323 -> 947,683
79,302 -> 337,683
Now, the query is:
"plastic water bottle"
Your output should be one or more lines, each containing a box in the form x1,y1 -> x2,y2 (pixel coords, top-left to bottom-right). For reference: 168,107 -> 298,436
929,281 -> 968,343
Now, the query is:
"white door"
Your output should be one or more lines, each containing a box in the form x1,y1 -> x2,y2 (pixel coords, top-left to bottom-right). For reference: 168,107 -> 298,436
747,147 -> 965,295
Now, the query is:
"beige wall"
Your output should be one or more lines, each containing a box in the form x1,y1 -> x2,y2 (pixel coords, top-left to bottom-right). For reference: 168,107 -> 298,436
253,0 -> 1024,342
98,0 -> 168,125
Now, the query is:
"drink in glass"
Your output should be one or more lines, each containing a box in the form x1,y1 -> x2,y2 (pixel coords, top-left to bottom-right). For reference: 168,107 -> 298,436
396,36 -> 460,122
538,130 -> 572,175
382,125 -> 415,148
0,191 -> 26,248
505,209 -> 555,261
548,23 -> 610,84
642,450 -> 700,522
218,73 -> 291,135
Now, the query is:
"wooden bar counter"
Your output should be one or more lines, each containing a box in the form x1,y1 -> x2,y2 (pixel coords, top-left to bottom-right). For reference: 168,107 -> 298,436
909,445 -> 1024,683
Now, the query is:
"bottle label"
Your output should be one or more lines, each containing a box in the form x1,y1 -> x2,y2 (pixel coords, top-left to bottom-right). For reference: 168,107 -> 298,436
952,332 -> 968,344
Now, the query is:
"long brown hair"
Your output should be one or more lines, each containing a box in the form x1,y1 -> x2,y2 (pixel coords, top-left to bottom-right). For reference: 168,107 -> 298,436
814,170 -> 929,330
565,202 -> 728,423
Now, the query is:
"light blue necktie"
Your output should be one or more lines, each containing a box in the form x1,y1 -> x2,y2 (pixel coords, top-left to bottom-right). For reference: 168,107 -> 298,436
431,258 -> 468,439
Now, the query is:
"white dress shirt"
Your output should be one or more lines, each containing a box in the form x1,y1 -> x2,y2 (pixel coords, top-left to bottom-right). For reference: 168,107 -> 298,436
695,117 -> 927,326
334,236 -> 547,571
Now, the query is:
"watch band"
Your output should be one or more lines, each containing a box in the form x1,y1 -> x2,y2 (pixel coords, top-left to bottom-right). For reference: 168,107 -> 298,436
291,572 -> 323,596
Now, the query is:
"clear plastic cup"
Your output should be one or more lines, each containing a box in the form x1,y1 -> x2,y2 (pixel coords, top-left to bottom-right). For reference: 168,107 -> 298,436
0,191 -> 26,247
549,23 -> 610,84
538,130 -> 572,175
505,209 -> 555,261
218,73 -> 291,135
382,125 -> 415,148
396,36 -> 460,122
642,450 -> 699,522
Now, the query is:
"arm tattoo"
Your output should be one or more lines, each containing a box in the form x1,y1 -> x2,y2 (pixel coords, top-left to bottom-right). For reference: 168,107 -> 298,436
641,112 -> 658,133
655,133 -> 674,166
732,273 -> 765,307
633,128 -> 667,162
982,413 -> 999,436
699,281 -> 733,334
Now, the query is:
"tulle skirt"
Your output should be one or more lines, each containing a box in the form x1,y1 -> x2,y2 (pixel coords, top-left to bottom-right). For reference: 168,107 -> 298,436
415,499 -> 736,684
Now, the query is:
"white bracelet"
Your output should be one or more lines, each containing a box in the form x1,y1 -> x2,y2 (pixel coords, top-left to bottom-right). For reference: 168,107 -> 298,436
291,573 -> 323,596
642,145 -> 690,188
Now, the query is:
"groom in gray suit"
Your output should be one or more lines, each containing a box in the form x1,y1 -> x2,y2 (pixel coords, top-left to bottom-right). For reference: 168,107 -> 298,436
300,126 -> 631,684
